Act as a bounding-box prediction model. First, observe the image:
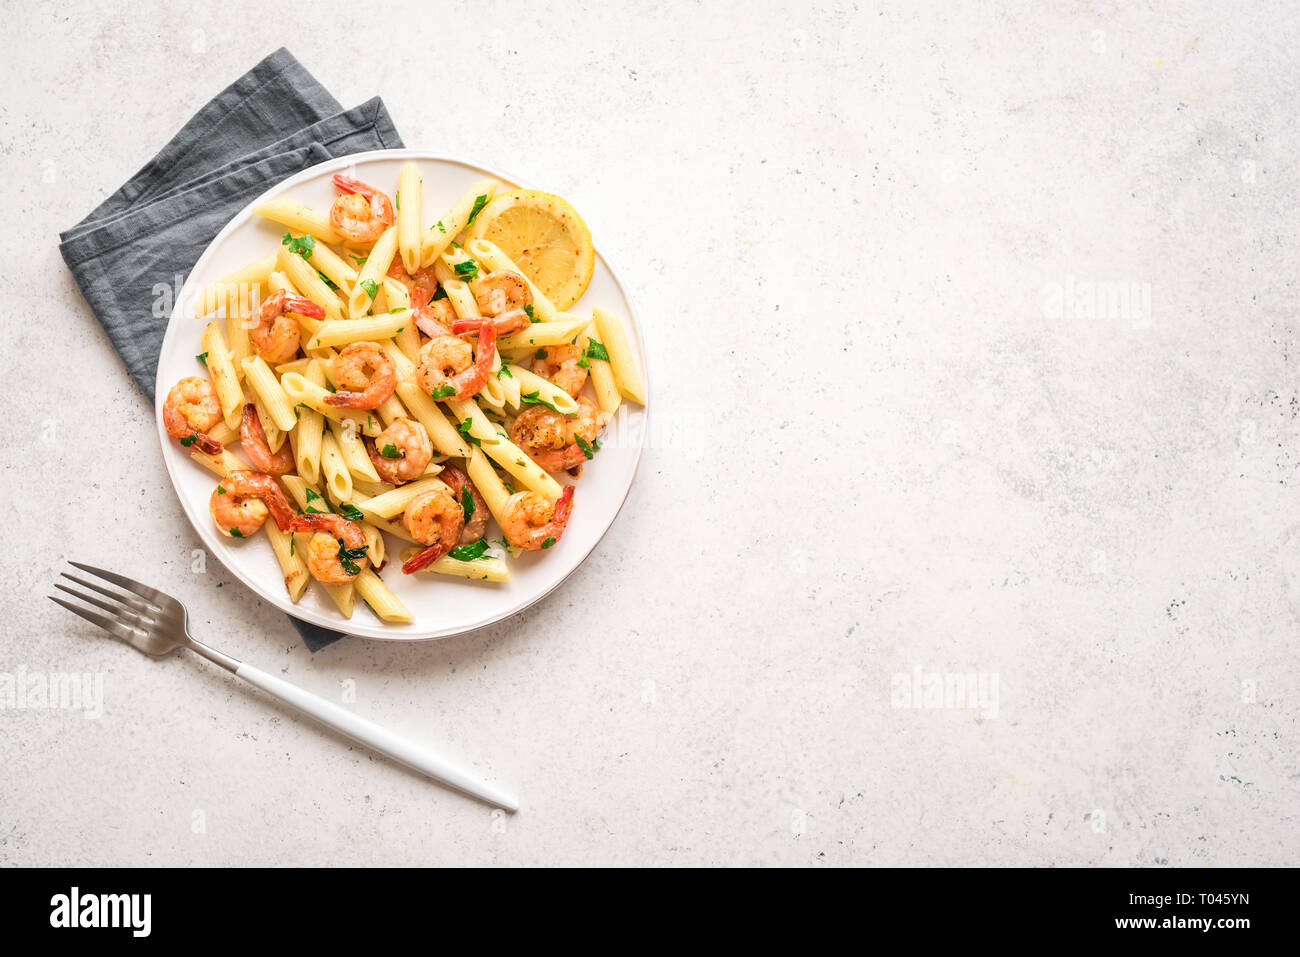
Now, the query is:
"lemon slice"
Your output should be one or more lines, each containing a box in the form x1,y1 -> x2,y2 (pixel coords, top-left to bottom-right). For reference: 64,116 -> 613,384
466,189 -> 594,310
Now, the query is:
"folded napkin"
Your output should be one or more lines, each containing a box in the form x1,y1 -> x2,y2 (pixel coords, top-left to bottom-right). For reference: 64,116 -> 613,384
60,47 -> 404,652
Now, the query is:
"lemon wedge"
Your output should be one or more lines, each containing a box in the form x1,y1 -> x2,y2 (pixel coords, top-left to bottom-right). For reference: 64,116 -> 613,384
467,189 -> 594,310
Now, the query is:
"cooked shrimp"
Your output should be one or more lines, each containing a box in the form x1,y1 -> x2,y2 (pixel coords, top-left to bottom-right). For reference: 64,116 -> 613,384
251,289 -> 322,363
451,311 -> 530,336
366,418 -> 432,484
325,341 -> 396,410
387,259 -> 439,307
400,486 -> 464,573
474,271 -> 532,316
499,486 -> 575,552
532,343 -> 588,398
163,377 -> 223,455
239,403 -> 294,477
209,470 -> 294,539
438,464 -> 488,545
329,174 -> 394,245
415,297 -> 458,338
510,395 -> 601,472
289,513 -> 369,584
416,323 -> 496,400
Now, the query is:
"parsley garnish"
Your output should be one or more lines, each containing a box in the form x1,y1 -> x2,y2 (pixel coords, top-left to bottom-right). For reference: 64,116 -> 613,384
316,270 -> 338,290
348,254 -> 367,266
434,220 -> 446,233
524,304 -> 538,323
453,259 -> 479,281
360,279 -> 379,300
492,536 -> 511,550
496,365 -> 513,380
535,349 -> 548,359
575,435 -> 595,460
585,339 -> 610,362
457,419 -> 482,447
541,537 -> 556,549
460,486 -> 475,522
467,194 -> 488,225
304,488 -> 328,514
432,286 -> 448,301
180,433 -> 197,447
395,192 -> 401,211
195,351 -> 209,366
340,503 -> 365,522
230,528 -> 244,538
281,232 -> 315,259
431,384 -> 455,399
448,539 -> 490,562
216,485 -> 226,495
379,443 -> 403,458
520,390 -> 576,416
337,541 -> 368,576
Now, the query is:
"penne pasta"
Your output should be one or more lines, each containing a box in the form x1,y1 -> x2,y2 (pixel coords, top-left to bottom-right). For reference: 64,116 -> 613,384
240,355 -> 297,432
347,226 -> 399,319
497,317 -> 590,352
578,319 -> 621,414
356,475 -> 448,520
396,162 -> 422,275
201,322 -> 244,429
420,178 -> 499,268
326,417 -> 381,482
279,371 -> 382,437
446,396 -> 563,498
505,363 -> 579,416
265,523 -> 310,602
254,196 -> 344,245
276,247 -> 344,321
195,254 -> 275,318
307,309 -> 412,349
591,307 -> 646,404
353,568 -> 412,622
319,430 -> 353,503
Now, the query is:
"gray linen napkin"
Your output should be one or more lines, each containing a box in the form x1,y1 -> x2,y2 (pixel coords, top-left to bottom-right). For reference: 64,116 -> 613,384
59,47 -> 404,652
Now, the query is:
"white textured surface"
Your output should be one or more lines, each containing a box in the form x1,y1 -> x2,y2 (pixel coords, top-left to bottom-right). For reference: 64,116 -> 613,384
2,0 -> 1297,866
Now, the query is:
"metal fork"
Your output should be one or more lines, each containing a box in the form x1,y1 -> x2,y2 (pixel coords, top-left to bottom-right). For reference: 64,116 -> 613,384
50,561 -> 518,811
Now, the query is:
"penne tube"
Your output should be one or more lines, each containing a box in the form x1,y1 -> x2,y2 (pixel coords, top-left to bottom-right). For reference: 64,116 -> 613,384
591,307 -> 646,405
399,546 -> 510,582
353,568 -> 412,622
307,309 -> 412,349
446,397 -> 562,498
279,372 -> 382,437
319,430 -> 353,503
225,309 -> 253,375
356,476 -> 448,520
497,318 -> 590,351
252,394 -> 284,453
348,226 -> 399,318
265,523 -> 310,602
190,446 -> 251,478
505,364 -> 579,416
201,322 -> 244,429
276,247 -> 344,321
240,355 -> 297,432
578,320 -> 621,414
254,197 -> 344,245
396,162 -> 422,274
465,239 -> 559,321
420,178 -> 499,267
195,254 -> 275,318
326,417 -> 381,482
350,478 -> 398,499
291,235 -> 358,293
207,421 -> 238,447
280,476 -> 355,619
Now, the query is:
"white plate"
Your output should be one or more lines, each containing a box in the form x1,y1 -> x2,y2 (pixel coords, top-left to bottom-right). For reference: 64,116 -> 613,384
156,150 -> 648,641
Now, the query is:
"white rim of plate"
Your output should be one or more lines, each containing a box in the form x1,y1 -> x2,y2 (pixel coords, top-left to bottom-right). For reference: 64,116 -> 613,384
155,149 -> 650,641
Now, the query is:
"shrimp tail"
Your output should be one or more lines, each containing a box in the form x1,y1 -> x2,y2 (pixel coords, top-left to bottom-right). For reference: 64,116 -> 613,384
415,314 -> 447,338
452,321 -> 496,400
283,296 -> 326,319
332,174 -> 367,195
402,541 -> 450,574
452,311 -> 528,336
263,489 -> 295,532
554,485 -> 575,528
290,514 -> 336,535
324,390 -> 368,408
193,433 -> 223,456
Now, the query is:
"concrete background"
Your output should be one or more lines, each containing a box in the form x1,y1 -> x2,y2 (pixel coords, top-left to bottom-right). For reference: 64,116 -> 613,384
1,0 -> 1296,865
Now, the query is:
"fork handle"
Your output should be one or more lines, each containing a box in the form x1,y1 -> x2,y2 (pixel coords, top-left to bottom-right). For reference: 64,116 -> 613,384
234,662 -> 518,811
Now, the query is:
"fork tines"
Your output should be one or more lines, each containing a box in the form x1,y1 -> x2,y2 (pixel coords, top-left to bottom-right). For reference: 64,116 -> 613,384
48,561 -> 166,642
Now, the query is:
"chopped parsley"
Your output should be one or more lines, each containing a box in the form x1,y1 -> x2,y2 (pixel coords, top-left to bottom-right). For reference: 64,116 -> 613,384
492,536 -> 511,550
337,541 -> 368,576
524,304 -> 538,323
216,485 -> 226,495
520,390 -> 576,416
360,278 -> 379,300
379,443 -> 403,459
433,220 -> 446,234
230,528 -> 244,538
348,253 -> 368,266
460,486 -> 475,522
496,365 -> 513,380
304,488 -> 329,514
339,503 -> 365,522
195,351 -> 209,366
457,419 -> 482,447
316,270 -> 338,290
448,538 -> 490,562
281,232 -> 315,259
585,339 -> 610,362
179,433 -> 197,447
541,537 -> 556,549
395,192 -> 401,211
575,435 -> 595,460
431,285 -> 448,301
453,259 -> 479,281
430,384 -> 456,399
293,402 -> 310,419
535,349 -> 548,359
467,194 -> 488,224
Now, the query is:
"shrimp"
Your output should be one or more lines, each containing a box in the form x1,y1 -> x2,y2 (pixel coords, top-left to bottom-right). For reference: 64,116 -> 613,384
288,513 -> 370,584
451,311 -> 530,336
474,271 -> 532,316
387,258 -> 439,307
250,289 -> 322,363
400,486 -> 464,573
415,297 -> 458,338
209,470 -> 294,539
416,322 -> 496,401
366,418 -> 432,484
499,486 -> 575,552
239,403 -> 294,477
163,377 -> 223,455
325,341 -> 396,410
329,174 -> 394,245
531,343 -> 588,398
438,464 -> 488,545
509,395 -> 601,472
